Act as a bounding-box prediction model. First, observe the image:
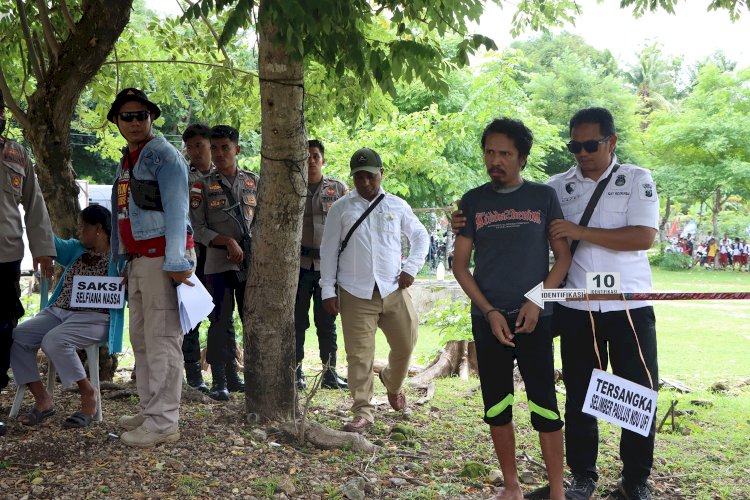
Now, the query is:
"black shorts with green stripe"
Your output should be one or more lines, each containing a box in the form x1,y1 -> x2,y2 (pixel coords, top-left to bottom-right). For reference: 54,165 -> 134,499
471,314 -> 563,433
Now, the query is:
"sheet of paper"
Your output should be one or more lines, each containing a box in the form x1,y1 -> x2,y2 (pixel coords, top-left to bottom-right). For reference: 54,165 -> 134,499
176,274 -> 214,334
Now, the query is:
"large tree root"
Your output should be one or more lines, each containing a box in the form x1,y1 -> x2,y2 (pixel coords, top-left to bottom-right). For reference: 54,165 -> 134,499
409,340 -> 478,388
280,419 -> 378,453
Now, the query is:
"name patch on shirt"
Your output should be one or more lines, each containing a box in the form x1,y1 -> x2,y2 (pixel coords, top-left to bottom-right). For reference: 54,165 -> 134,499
560,194 -> 581,204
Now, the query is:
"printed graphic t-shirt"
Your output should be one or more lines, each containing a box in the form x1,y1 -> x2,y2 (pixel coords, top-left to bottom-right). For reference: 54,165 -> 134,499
459,181 -> 564,316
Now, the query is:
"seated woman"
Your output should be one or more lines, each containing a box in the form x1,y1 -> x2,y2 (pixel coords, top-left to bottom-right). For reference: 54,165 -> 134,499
10,205 -> 124,428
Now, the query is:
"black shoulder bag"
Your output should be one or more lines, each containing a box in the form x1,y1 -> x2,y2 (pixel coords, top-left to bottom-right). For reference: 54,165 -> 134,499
125,147 -> 164,212
569,164 -> 620,257
338,193 -> 386,258
559,164 -> 620,287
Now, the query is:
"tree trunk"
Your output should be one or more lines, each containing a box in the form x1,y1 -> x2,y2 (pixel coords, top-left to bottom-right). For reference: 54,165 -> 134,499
16,1 -> 132,376
712,188 -> 721,266
712,188 -> 721,237
244,2 -> 307,421
23,0 -> 133,238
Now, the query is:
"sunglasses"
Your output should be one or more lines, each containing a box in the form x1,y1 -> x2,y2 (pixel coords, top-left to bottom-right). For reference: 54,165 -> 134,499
567,135 -> 610,154
118,111 -> 151,122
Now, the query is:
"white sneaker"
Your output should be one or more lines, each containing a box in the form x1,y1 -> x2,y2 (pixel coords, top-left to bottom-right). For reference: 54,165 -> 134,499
118,413 -> 145,431
121,425 -> 180,448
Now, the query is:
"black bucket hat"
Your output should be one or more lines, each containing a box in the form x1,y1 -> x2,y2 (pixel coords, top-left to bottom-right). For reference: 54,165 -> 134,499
107,88 -> 161,123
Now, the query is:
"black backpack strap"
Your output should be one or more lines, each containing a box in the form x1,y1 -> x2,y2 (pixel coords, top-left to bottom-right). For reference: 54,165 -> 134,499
569,164 -> 620,258
338,193 -> 386,257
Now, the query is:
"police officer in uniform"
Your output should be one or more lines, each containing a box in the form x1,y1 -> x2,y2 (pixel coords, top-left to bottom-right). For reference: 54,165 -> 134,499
181,123 -> 214,393
189,125 -> 257,401
295,140 -> 348,390
548,108 -> 659,500
0,91 -> 56,435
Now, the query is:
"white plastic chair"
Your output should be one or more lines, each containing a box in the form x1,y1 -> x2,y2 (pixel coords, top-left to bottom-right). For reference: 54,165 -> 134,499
9,342 -> 102,422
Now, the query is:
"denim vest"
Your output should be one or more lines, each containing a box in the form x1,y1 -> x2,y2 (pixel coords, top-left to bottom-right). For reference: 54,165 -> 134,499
110,136 -> 193,272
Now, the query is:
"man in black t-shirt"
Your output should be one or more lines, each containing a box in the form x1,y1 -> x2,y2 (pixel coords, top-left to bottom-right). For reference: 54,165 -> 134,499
453,118 -> 571,500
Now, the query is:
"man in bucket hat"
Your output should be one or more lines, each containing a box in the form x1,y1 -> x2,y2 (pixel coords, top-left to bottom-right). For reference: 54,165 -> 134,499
107,88 -> 195,447
319,147 -> 428,433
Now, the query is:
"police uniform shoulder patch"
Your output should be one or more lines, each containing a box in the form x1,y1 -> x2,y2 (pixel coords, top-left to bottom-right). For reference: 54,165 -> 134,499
4,144 -> 25,165
190,193 -> 202,209
190,184 -> 204,209
639,182 -> 656,201
11,174 -> 22,190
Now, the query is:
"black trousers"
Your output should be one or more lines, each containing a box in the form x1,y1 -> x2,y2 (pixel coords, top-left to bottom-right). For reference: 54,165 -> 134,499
182,243 -> 206,364
472,314 -> 563,432
0,260 -> 24,390
555,304 -> 658,484
294,267 -> 337,367
205,270 -> 244,366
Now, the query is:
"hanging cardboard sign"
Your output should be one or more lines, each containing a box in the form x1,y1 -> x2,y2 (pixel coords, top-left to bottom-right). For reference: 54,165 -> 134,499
582,368 -> 657,437
70,276 -> 125,309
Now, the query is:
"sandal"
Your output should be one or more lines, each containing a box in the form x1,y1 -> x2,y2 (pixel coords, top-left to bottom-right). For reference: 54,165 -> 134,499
19,406 -> 56,426
62,411 -> 94,429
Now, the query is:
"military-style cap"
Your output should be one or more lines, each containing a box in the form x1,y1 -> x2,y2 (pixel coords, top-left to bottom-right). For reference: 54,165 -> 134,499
349,147 -> 383,175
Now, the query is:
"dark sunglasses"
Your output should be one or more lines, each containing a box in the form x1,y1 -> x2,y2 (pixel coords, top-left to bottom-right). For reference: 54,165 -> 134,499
118,111 -> 151,122
567,135 -> 610,154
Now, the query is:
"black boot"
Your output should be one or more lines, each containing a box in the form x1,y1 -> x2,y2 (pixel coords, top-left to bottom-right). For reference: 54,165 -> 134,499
185,361 -> 209,393
208,364 -> 230,401
225,359 -> 245,393
322,366 -> 348,389
296,366 -> 307,390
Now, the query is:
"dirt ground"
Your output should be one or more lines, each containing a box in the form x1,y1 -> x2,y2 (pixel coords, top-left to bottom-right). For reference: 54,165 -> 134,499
0,370 -> 711,499
0,371 -> 499,500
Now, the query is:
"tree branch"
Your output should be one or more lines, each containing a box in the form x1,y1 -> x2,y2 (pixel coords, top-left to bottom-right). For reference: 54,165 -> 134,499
35,0 -> 61,60
184,0 -> 234,68
15,0 -> 44,81
113,46 -> 120,93
32,31 -> 48,76
59,0 -> 77,34
102,59 -> 258,77
0,69 -> 31,130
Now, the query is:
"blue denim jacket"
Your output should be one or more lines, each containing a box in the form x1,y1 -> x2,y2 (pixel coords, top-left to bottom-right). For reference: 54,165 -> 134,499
110,136 -> 193,272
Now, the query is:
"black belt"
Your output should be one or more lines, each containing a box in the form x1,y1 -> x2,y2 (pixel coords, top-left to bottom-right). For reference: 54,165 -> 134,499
301,246 -> 320,259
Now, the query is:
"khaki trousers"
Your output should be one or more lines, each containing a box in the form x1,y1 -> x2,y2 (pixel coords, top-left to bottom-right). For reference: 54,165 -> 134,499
127,249 -> 194,433
339,287 -> 418,422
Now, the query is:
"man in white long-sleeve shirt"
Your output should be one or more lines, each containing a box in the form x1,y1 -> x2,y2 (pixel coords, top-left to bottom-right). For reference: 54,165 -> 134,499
320,147 -> 429,433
